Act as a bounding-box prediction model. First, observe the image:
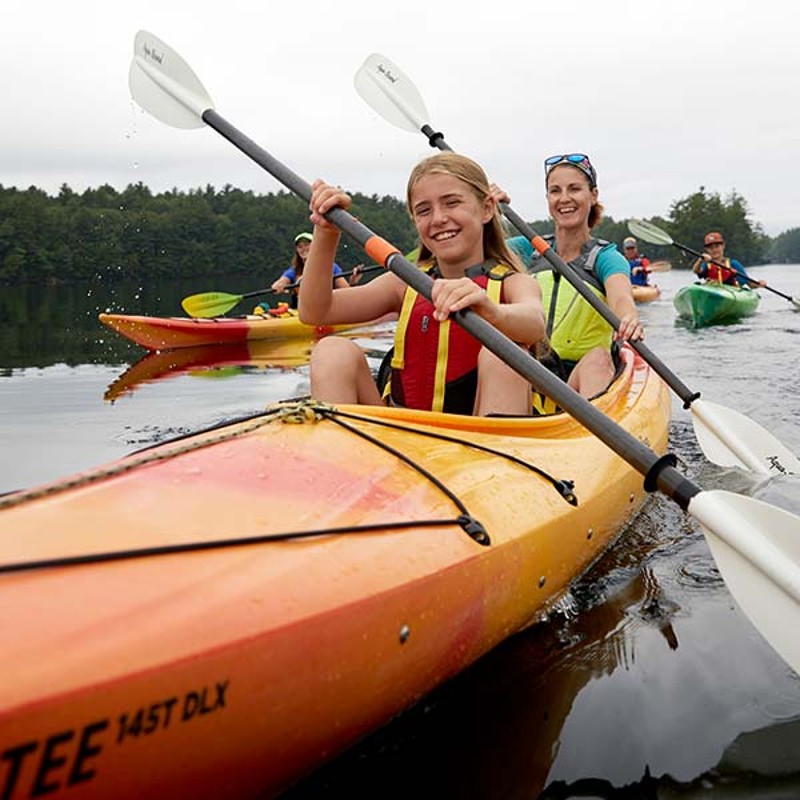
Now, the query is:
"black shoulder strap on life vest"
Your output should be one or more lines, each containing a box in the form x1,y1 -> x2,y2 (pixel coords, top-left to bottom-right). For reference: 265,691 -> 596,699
529,235 -> 607,293
463,258 -> 511,282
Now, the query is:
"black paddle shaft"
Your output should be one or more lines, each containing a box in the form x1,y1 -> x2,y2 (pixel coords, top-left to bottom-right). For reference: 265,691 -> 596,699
202,108 -> 700,509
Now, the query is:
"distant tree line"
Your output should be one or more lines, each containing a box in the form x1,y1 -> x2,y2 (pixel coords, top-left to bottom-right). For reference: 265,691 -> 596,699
1,182 -> 797,286
0,182 -> 418,286
524,187 -> 796,268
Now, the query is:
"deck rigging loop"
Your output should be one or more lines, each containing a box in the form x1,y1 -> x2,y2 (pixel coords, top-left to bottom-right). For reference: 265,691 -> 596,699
319,405 -> 578,506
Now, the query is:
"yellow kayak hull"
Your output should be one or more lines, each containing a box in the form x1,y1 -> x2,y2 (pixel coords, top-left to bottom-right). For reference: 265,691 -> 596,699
0,346 -> 670,799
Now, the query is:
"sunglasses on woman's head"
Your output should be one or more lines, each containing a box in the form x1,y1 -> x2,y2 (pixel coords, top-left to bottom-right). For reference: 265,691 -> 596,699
544,153 -> 597,187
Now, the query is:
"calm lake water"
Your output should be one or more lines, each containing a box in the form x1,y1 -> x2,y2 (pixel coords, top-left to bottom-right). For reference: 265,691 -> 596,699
2,265 -> 800,798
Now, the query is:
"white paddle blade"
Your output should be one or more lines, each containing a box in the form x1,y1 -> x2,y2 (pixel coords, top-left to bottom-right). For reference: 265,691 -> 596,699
689,490 -> 800,675
354,53 -> 429,133
691,398 -> 800,476
129,30 -> 213,129
627,218 -> 673,246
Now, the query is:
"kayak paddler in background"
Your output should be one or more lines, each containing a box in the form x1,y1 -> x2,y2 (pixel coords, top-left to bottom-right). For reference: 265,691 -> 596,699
500,153 -> 643,400
691,231 -> 766,288
256,231 -> 361,314
623,236 -> 652,287
299,152 -> 547,416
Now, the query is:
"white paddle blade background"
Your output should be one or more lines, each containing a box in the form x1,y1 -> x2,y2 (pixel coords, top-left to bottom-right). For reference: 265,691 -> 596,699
129,30 -> 213,129
691,490 -> 800,675
354,53 -> 429,133
628,218 -> 673,246
692,398 -> 800,476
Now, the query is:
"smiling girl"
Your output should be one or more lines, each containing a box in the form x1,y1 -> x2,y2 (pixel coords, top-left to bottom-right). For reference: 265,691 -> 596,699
299,153 -> 546,416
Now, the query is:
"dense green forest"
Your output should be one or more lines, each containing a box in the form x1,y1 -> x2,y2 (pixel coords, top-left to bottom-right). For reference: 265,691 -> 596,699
1,182 -> 797,286
0,183 -> 418,286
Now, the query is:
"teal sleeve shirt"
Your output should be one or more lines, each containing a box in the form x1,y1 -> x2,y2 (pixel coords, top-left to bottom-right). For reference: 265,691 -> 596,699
506,236 -> 629,288
595,244 -> 631,285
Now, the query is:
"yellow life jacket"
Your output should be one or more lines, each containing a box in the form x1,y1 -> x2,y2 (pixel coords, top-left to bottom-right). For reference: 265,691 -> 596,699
530,237 -> 613,363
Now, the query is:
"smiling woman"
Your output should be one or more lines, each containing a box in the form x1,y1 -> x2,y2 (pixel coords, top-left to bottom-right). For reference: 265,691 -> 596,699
501,153 -> 642,400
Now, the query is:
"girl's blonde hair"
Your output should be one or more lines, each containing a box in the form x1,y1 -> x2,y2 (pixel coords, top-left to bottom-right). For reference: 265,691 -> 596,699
406,153 -> 524,272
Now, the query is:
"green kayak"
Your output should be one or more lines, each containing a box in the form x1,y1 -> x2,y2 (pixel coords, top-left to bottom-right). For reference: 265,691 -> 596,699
673,283 -> 760,328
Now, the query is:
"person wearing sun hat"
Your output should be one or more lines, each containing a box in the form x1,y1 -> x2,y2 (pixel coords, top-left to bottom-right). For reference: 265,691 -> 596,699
259,231 -> 361,313
692,231 -> 765,288
622,236 -> 652,287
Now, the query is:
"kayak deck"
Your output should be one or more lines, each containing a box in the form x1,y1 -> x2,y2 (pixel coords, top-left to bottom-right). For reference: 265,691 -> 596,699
0,346 -> 670,799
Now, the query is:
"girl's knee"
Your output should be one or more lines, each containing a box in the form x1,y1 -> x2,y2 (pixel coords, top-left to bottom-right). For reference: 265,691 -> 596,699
310,337 -> 362,368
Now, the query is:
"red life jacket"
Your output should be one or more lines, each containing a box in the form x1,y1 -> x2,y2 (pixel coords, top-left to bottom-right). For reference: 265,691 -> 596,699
706,258 -> 737,285
387,261 -> 510,413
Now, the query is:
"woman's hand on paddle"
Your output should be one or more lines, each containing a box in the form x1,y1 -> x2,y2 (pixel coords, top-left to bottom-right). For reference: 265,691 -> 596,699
309,180 -> 351,231
616,311 -> 644,342
431,277 -> 491,322
489,183 -> 511,205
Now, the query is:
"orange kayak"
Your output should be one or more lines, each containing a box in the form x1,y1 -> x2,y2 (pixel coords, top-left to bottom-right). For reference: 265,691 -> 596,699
0,345 -> 670,799
632,284 -> 661,303
98,311 -> 392,350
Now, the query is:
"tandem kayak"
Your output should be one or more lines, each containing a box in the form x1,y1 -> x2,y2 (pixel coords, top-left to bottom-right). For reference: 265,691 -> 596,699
631,284 -> 661,304
673,283 -> 760,328
98,310 -> 394,350
0,345 -> 670,800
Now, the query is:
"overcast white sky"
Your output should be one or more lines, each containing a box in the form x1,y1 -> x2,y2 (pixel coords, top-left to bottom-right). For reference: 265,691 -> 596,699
2,0 -> 798,236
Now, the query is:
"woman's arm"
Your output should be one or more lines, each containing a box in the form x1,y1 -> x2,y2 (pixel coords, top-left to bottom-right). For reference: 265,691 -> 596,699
605,273 -> 644,341
270,273 -> 292,292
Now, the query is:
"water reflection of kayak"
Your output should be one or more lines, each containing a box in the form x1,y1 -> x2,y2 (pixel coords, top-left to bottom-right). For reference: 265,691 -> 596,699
103,340 -> 313,402
103,323 -> 396,401
98,310 -> 395,350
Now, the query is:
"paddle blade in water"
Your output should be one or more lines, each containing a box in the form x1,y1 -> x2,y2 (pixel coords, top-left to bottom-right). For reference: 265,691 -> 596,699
354,53 -> 429,132
690,490 -> 800,675
628,219 -> 674,246
181,291 -> 242,318
691,398 -> 800,476
129,30 -> 213,129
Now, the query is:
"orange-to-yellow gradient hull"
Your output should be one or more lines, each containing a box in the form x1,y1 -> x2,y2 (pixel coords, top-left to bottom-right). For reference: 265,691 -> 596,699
98,311 -> 381,350
0,346 -> 670,800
